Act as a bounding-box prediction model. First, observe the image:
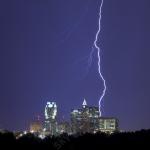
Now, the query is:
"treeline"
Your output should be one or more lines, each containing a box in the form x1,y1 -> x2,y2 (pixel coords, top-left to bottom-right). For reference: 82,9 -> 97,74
0,129 -> 150,149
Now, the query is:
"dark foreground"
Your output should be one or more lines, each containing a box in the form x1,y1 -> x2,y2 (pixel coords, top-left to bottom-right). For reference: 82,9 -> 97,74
0,130 -> 150,149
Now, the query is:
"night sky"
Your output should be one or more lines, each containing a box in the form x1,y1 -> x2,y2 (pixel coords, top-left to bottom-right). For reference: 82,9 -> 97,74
0,0 -> 150,131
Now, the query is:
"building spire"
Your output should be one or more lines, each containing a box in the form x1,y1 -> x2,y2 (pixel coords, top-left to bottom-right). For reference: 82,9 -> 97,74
82,98 -> 87,108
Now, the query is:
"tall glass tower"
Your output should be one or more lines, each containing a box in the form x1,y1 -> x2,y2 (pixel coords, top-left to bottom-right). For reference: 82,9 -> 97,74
44,102 -> 57,135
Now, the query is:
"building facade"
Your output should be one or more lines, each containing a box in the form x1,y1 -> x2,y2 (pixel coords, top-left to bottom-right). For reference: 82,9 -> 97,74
98,117 -> 118,133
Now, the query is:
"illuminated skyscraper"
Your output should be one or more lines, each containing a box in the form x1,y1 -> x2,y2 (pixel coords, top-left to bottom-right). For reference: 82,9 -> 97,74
71,99 -> 118,134
44,102 -> 57,135
71,99 -> 99,133
71,109 -> 82,134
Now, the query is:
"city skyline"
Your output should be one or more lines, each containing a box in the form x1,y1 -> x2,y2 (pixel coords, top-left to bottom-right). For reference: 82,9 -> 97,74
0,0 -> 150,131
28,99 -> 118,136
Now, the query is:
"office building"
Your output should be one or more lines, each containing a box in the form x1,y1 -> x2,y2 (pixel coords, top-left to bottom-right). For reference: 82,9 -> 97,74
44,102 -> 57,135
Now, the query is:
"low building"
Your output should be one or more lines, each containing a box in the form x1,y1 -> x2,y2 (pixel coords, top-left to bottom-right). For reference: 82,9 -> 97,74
30,120 -> 42,133
98,117 -> 119,133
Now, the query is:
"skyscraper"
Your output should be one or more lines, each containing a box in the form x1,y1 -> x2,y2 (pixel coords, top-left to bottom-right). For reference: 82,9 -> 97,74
71,99 -> 100,133
71,109 -> 83,134
44,102 -> 57,135
71,99 -> 118,134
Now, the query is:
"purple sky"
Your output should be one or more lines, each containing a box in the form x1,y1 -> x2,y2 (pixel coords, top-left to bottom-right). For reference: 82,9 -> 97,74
0,0 -> 150,131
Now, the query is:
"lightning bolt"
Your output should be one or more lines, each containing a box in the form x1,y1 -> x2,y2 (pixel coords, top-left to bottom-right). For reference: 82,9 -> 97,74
93,0 -> 106,116
66,0 -> 106,116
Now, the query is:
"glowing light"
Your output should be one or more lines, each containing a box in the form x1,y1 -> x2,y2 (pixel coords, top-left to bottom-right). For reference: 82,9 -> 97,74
93,0 -> 106,116
31,130 -> 34,133
82,98 -> 87,108
39,134 -> 45,139
45,102 -> 57,119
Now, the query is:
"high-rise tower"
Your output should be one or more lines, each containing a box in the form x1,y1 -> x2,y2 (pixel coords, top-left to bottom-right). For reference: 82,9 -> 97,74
71,99 -> 99,133
44,102 -> 57,135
